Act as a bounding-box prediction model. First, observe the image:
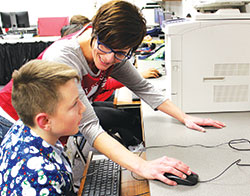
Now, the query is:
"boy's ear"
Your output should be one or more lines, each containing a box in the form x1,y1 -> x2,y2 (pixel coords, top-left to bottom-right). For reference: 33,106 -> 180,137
35,113 -> 51,131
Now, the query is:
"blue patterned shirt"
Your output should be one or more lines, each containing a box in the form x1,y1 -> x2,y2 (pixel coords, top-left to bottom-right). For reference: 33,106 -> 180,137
0,120 -> 75,196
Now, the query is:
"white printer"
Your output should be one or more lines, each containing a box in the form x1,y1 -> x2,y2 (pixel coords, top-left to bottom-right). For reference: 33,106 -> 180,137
163,1 -> 250,113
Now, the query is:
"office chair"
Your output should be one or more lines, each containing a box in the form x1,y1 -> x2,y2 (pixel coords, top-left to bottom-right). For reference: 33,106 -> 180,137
73,132 -> 87,164
0,27 -> 3,39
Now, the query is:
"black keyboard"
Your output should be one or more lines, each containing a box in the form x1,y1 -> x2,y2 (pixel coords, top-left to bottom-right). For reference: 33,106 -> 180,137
81,158 -> 121,196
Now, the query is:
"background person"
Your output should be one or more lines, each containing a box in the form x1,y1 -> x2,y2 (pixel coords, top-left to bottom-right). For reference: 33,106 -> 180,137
61,15 -> 90,37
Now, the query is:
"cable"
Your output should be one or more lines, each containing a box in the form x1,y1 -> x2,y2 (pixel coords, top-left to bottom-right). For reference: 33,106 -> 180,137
135,138 -> 250,184
228,138 -> 250,151
198,159 -> 241,183
131,171 -> 147,182
138,142 -> 228,157
135,191 -> 150,196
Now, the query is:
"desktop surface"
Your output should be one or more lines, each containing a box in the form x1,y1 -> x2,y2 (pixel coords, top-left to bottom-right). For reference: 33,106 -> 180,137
0,35 -> 60,44
136,54 -> 250,196
141,104 -> 250,196
78,152 -> 150,196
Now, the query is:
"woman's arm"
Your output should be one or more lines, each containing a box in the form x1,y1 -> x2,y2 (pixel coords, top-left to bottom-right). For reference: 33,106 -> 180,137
157,99 -> 225,132
93,132 -> 191,186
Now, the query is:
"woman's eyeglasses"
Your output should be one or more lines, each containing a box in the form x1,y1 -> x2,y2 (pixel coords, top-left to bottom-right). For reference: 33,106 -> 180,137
96,36 -> 132,61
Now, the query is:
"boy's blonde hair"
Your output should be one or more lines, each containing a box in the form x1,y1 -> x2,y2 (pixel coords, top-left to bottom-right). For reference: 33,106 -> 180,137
12,60 -> 80,127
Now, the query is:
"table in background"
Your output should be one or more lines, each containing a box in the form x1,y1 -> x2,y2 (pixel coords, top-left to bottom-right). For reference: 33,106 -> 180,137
0,36 -> 59,85
113,87 -> 141,109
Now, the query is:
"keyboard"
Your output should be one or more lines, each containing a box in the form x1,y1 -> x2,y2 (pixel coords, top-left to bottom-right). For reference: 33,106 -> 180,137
81,158 -> 121,196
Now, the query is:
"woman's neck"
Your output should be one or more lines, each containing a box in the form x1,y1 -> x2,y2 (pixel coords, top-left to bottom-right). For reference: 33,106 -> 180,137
77,29 -> 99,74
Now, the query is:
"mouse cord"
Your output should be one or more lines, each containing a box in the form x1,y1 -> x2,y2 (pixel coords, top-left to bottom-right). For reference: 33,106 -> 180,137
138,138 -> 250,183
228,138 -> 250,151
134,191 -> 150,196
198,158 -> 241,183
138,142 -> 228,157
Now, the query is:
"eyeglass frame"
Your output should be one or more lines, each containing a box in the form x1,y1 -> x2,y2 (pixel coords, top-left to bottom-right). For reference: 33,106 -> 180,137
96,36 -> 133,61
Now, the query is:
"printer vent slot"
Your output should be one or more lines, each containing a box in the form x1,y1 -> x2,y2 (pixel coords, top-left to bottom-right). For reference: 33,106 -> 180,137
214,63 -> 249,76
214,85 -> 248,102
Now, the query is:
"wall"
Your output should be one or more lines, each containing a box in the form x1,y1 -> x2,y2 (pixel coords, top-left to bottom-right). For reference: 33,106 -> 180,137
0,0 -> 196,27
162,0 -> 198,18
0,0 -> 98,26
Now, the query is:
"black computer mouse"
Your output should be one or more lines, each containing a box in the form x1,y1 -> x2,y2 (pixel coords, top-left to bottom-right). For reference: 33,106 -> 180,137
164,172 -> 199,186
157,73 -> 163,77
148,72 -> 163,79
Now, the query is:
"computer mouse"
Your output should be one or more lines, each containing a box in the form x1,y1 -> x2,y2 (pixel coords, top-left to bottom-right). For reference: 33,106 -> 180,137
148,73 -> 162,79
164,172 -> 199,186
157,73 -> 162,77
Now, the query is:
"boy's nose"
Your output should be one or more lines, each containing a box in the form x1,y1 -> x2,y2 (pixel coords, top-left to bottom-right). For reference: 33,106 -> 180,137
79,100 -> 86,114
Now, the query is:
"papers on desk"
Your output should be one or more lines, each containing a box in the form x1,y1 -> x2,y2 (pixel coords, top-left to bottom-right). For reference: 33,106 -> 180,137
116,87 -> 133,102
114,87 -> 141,109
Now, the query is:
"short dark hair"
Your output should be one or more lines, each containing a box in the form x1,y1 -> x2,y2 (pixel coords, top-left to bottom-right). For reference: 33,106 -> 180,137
70,15 -> 90,25
61,24 -> 83,37
91,0 -> 146,52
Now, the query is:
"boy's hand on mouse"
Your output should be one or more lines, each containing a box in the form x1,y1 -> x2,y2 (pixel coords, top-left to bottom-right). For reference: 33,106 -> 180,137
183,114 -> 226,132
138,156 -> 191,186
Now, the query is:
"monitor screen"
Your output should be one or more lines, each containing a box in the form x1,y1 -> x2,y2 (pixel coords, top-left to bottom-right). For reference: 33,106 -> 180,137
158,10 -> 165,27
154,8 -> 166,27
154,8 -> 160,24
0,12 -> 12,28
15,11 -> 30,28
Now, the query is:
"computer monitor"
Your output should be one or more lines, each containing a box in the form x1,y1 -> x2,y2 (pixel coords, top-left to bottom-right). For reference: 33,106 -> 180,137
158,10 -> 165,27
15,11 -> 30,28
0,11 -> 29,30
0,12 -> 12,28
154,8 -> 160,24
154,8 -> 167,27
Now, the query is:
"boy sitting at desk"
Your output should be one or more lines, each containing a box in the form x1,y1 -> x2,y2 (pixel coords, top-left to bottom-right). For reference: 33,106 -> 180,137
0,60 -> 85,195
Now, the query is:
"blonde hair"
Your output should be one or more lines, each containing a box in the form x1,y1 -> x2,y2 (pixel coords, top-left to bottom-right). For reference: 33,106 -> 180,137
12,60 -> 80,126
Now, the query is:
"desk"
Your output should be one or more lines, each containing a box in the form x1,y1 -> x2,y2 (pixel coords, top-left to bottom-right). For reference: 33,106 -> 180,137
78,152 -> 150,196
0,36 -> 58,85
136,58 -> 250,195
113,86 -> 144,145
113,87 -> 141,109
0,36 -> 60,44
142,104 -> 250,195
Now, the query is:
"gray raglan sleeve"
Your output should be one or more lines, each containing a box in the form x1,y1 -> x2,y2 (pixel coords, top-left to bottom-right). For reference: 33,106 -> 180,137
77,83 -> 105,146
42,44 -> 105,146
110,61 -> 168,110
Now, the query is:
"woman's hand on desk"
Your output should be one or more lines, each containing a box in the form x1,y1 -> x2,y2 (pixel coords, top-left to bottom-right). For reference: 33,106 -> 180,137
140,156 -> 191,186
140,68 -> 161,79
183,115 -> 226,132
157,100 -> 225,132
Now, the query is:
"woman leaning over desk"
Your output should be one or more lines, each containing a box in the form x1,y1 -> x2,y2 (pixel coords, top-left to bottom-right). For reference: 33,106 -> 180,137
0,0 -> 225,186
